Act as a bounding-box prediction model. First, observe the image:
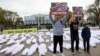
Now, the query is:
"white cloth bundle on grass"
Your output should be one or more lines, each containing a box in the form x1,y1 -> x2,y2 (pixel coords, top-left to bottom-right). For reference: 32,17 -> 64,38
91,32 -> 100,39
38,32 -> 44,37
26,39 -> 32,44
51,37 -> 53,42
32,38 -> 37,43
92,37 -> 100,43
30,36 -> 35,39
0,39 -> 7,44
5,43 -> 18,54
6,39 -> 15,45
46,39 -> 50,43
79,41 -> 84,49
90,37 -> 100,47
39,36 -> 45,43
15,40 -> 22,43
63,42 -> 71,49
12,35 -> 19,40
50,33 -> 53,38
63,34 -> 70,41
79,33 -> 83,40
21,48 -> 29,55
11,44 -> 24,55
0,47 -> 9,53
38,43 -> 47,56
27,43 -> 38,56
46,32 -> 50,36
0,35 -> 4,40
19,37 -> 26,43
5,34 -> 10,40
48,43 -> 60,52
44,35 -> 47,38
25,34 -> 31,37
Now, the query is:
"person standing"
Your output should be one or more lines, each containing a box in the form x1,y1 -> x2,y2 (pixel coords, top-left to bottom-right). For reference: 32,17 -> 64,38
69,15 -> 80,55
81,23 -> 91,54
49,12 -> 67,56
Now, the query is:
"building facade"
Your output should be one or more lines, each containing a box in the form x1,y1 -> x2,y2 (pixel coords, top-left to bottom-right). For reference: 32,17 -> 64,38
24,14 -> 51,25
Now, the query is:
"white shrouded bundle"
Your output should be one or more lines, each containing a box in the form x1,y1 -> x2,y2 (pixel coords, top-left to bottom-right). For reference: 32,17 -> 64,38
21,48 -> 29,55
63,33 -> 70,41
46,32 -> 50,36
38,43 -> 47,56
79,33 -> 83,40
46,39 -> 50,43
0,39 -> 7,44
6,39 -> 15,45
91,32 -> 100,39
63,42 -> 71,49
44,36 -> 47,38
0,35 -> 4,40
30,36 -> 35,39
26,39 -> 32,44
27,43 -> 38,56
51,37 -> 53,42
79,41 -> 84,49
49,33 -> 53,38
48,43 -> 60,52
15,40 -> 22,43
0,47 -> 9,53
38,35 -> 45,43
25,34 -> 31,37
19,37 -> 26,43
5,43 -> 18,54
11,44 -> 24,55
90,37 -> 100,47
5,34 -> 10,40
38,32 -> 44,37
32,38 -> 37,43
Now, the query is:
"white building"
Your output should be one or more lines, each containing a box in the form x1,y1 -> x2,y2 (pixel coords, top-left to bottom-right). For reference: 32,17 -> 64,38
24,14 -> 51,25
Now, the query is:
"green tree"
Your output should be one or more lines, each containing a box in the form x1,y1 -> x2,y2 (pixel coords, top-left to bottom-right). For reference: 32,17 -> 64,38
15,17 -> 23,28
0,7 -> 6,24
86,0 -> 100,25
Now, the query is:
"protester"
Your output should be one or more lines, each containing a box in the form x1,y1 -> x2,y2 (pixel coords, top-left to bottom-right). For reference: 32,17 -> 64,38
49,12 -> 67,56
69,15 -> 80,55
81,23 -> 91,54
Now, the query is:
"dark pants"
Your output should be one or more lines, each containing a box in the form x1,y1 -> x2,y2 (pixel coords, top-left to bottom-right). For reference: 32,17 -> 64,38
71,35 -> 79,52
53,35 -> 63,54
83,38 -> 90,52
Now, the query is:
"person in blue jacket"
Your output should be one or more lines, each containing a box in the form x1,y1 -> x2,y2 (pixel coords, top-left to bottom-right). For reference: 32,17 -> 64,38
81,23 -> 91,54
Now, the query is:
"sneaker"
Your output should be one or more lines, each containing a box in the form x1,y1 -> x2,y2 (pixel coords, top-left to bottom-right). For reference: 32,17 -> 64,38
71,52 -> 76,55
60,53 -> 65,56
53,54 -> 56,56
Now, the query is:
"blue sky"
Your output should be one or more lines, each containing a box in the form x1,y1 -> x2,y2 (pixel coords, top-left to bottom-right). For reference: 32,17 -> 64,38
0,0 -> 94,17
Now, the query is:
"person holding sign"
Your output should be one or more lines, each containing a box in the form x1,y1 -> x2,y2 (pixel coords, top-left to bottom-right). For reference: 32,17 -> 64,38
49,12 -> 67,56
69,15 -> 80,55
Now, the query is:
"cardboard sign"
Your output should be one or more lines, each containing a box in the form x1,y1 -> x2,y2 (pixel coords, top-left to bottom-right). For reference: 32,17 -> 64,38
73,7 -> 83,17
50,2 -> 68,15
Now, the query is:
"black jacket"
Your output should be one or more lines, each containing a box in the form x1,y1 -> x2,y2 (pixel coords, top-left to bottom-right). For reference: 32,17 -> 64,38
70,22 -> 79,36
81,27 -> 91,39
